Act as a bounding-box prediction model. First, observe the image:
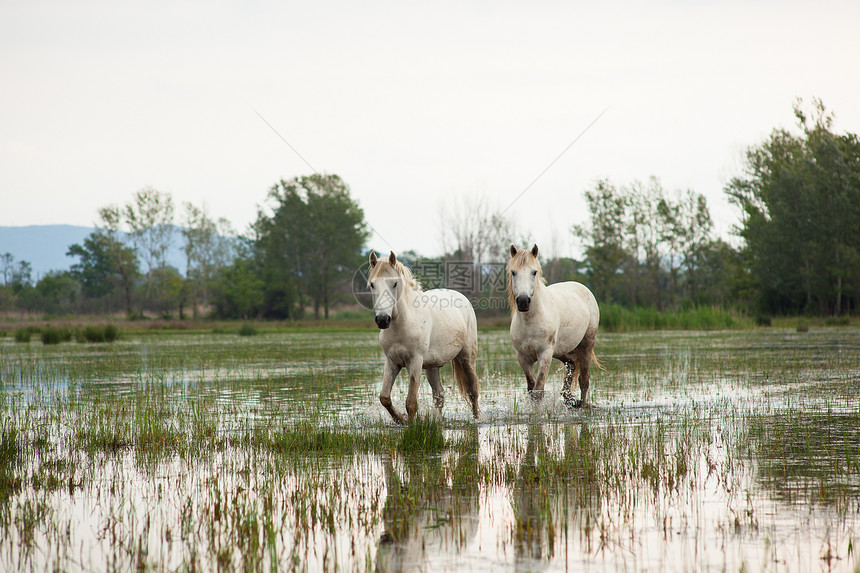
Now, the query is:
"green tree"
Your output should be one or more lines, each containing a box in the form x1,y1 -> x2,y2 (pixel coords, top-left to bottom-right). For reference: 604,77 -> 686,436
182,203 -> 235,318
211,249 -> 265,320
658,188 -> 714,306
626,178 -> 665,308
95,206 -> 140,315
0,253 -> 14,286
67,230 -> 139,314
0,253 -> 32,312
254,174 -> 370,319
9,260 -> 32,294
123,187 -> 175,305
573,179 -> 629,304
25,272 -> 80,316
726,99 -> 860,315
576,177 -> 732,310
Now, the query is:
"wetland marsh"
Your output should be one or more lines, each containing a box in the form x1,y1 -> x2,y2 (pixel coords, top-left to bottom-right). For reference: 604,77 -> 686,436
1,326 -> 859,571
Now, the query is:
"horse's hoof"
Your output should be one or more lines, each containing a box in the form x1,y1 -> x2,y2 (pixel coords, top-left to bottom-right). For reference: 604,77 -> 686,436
561,391 -> 576,408
562,393 -> 586,409
528,389 -> 545,402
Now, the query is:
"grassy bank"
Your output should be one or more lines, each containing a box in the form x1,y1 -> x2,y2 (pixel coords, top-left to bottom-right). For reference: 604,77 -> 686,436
2,305 -> 856,340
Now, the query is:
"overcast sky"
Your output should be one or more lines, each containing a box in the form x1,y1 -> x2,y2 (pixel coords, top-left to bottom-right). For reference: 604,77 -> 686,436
2,0 -> 858,258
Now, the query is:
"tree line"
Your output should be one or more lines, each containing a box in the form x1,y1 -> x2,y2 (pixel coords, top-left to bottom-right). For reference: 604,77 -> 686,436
1,100 -> 857,320
1,187 -> 237,318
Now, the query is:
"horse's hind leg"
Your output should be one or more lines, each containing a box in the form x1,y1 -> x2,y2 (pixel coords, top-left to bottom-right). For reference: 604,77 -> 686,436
460,357 -> 481,419
426,367 -> 445,413
574,337 -> 596,408
561,358 -> 580,408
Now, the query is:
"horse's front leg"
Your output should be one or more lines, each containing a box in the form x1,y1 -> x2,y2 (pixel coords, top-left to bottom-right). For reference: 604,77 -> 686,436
379,359 -> 406,424
405,358 -> 424,422
516,352 -> 537,392
531,348 -> 554,400
426,367 -> 444,413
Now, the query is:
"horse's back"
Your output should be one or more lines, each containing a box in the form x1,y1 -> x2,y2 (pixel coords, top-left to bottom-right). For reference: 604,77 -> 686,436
547,282 -> 598,319
546,281 -> 599,349
418,288 -> 478,362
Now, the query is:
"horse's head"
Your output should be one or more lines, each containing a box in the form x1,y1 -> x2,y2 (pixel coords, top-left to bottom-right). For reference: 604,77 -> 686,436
368,250 -> 404,329
507,244 -> 543,313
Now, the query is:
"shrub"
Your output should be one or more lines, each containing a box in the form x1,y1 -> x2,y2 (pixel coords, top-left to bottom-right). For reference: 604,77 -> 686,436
824,315 -> 850,327
238,323 -> 258,337
79,325 -> 119,343
82,326 -> 105,343
40,327 -> 65,345
104,324 -> 119,342
14,328 -> 32,343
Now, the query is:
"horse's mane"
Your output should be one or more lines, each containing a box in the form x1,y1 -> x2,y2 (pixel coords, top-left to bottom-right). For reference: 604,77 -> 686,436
506,250 -> 546,311
369,259 -> 423,293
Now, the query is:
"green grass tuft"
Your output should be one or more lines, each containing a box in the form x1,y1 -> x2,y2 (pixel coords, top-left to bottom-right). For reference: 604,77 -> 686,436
398,415 -> 446,453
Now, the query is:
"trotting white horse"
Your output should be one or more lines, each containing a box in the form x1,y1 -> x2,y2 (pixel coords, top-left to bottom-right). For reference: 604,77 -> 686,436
368,251 -> 481,423
507,244 -> 600,407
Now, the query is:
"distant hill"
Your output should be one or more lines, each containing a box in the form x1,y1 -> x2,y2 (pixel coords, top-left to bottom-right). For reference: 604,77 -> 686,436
0,225 -> 187,280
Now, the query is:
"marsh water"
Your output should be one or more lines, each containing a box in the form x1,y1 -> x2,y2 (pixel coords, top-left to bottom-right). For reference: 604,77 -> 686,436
1,327 -> 859,571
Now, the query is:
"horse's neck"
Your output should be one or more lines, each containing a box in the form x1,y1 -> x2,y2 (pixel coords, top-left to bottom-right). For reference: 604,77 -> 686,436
392,285 -> 422,325
521,281 -> 552,321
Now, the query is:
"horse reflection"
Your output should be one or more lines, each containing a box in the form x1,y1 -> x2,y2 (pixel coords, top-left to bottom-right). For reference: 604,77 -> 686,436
375,428 -> 480,571
512,423 -> 602,566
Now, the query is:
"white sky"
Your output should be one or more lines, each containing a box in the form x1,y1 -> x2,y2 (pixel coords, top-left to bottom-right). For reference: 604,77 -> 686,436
2,0 -> 858,259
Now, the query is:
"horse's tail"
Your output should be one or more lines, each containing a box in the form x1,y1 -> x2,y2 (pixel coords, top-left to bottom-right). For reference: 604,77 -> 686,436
452,357 -> 481,418
591,349 -> 607,372
451,358 -> 471,404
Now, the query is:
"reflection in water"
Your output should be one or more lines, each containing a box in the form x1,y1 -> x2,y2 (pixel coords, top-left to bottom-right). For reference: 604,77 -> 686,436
512,423 -> 603,568
376,428 -> 480,571
3,329 -> 860,571
748,410 -> 860,509
513,423 -> 552,564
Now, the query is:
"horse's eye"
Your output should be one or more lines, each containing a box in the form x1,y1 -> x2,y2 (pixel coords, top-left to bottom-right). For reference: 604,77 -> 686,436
511,271 -> 517,277
532,270 -> 538,277
392,281 -> 398,288
369,282 -> 374,290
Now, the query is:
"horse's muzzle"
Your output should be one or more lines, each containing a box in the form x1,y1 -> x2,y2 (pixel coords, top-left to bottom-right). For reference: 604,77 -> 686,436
516,295 -> 531,312
375,314 -> 391,329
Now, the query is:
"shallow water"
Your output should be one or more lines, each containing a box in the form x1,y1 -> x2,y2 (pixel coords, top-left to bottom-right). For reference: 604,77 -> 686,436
1,327 -> 859,571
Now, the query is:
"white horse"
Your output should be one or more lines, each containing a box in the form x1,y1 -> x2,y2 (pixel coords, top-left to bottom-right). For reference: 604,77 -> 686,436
368,251 -> 481,423
507,244 -> 600,406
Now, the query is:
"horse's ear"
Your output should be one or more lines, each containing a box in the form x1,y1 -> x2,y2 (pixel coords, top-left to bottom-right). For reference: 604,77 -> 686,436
369,251 -> 377,268
388,251 -> 397,266
510,245 -> 518,258
531,244 -> 539,258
